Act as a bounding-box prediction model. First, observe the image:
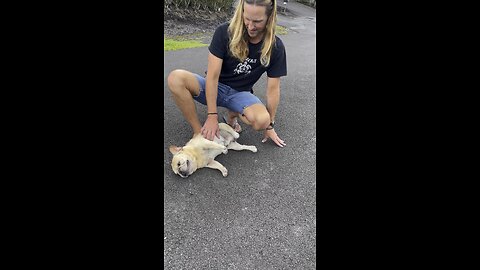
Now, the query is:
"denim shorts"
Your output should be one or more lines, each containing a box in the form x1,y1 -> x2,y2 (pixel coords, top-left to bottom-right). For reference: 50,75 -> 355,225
192,74 -> 263,114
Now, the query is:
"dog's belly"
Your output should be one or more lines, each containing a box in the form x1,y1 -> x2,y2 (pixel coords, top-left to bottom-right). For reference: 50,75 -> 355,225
191,131 -> 236,167
214,131 -> 234,146
204,135 -> 233,160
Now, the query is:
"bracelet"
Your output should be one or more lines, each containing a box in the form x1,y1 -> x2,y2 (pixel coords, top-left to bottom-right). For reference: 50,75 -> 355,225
266,121 -> 275,130
207,112 -> 218,115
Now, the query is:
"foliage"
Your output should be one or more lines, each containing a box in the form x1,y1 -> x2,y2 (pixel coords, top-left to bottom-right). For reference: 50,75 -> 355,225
164,0 -> 235,12
276,25 -> 288,35
296,0 -> 316,8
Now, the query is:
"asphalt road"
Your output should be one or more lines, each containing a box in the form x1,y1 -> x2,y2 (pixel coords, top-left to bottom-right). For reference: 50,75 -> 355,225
164,1 -> 316,269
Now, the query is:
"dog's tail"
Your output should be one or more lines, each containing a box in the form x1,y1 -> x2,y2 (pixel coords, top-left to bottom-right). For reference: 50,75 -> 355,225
218,123 -> 240,139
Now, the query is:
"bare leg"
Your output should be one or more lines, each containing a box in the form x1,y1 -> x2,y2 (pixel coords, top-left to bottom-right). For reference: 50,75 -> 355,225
227,141 -> 257,152
205,160 -> 228,177
224,111 -> 247,133
237,104 -> 271,131
167,69 -> 203,135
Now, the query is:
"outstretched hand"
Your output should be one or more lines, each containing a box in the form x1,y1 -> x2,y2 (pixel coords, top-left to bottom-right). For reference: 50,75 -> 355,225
262,128 -> 286,147
201,116 -> 220,141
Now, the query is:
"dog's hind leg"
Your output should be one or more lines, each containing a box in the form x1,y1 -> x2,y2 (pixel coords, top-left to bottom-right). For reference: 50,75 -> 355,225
218,123 -> 239,139
205,160 -> 228,177
227,141 -> 257,152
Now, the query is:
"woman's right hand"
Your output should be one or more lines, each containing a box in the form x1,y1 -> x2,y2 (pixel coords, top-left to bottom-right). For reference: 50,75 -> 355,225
201,115 -> 220,141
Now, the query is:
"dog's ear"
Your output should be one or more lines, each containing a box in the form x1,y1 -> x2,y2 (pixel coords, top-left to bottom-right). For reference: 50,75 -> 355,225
169,145 -> 182,155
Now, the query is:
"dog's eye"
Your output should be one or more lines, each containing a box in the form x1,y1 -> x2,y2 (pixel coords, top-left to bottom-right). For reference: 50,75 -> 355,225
178,162 -> 181,167
186,160 -> 190,166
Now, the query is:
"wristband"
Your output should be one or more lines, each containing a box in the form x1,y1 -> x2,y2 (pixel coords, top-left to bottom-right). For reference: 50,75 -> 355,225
266,121 -> 275,130
207,112 -> 218,115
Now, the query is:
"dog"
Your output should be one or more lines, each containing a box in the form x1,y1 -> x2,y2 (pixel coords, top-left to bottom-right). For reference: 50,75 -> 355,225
169,123 -> 257,178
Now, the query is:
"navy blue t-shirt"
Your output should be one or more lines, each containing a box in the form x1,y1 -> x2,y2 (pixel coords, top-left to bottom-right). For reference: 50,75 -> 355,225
208,22 -> 287,92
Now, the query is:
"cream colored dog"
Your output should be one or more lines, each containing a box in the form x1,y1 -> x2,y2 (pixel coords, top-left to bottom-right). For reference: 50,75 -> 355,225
169,123 -> 257,178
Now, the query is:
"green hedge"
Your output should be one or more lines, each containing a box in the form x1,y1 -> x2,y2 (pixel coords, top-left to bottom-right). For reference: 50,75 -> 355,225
164,0 -> 235,11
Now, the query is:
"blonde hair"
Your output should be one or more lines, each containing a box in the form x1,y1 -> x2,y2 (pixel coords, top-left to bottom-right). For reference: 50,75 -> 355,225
228,0 -> 277,67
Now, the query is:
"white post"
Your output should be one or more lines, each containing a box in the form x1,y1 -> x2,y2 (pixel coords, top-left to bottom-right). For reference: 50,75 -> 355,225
282,0 -> 288,13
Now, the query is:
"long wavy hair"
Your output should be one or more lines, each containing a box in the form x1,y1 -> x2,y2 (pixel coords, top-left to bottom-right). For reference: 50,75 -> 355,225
228,0 -> 277,67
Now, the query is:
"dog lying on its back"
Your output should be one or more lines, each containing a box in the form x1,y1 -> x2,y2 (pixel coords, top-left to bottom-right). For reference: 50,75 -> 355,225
169,123 -> 257,178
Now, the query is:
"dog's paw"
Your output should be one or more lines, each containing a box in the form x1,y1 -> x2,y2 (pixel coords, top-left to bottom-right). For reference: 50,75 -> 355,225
222,147 -> 228,154
222,169 -> 228,177
250,146 -> 257,153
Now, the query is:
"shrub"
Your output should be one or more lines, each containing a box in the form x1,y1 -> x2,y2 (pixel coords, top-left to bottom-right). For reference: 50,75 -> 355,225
165,0 -> 235,12
296,0 -> 316,8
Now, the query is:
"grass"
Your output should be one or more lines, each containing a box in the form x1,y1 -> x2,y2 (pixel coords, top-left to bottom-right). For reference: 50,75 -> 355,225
164,26 -> 289,51
276,25 -> 288,35
164,38 -> 208,51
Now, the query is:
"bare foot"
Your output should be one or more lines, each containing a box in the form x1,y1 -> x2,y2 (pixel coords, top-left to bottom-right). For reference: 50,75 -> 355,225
224,111 -> 242,133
